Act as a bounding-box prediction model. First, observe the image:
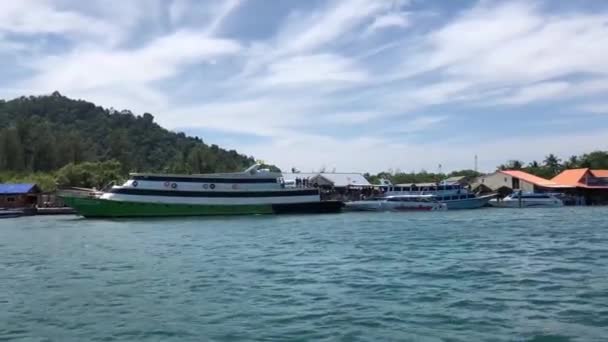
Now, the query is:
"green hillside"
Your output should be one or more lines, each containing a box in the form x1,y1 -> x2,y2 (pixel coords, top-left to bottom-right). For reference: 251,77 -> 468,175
0,92 -> 256,175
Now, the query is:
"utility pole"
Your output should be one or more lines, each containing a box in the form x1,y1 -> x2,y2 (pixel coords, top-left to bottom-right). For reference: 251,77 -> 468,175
474,154 -> 478,173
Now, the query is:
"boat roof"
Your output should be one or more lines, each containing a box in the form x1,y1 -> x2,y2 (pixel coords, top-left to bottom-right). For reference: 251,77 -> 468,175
130,171 -> 281,179
385,194 -> 436,198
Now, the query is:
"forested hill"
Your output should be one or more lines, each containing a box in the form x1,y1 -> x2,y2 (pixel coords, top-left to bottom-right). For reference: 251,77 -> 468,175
0,92 -> 256,174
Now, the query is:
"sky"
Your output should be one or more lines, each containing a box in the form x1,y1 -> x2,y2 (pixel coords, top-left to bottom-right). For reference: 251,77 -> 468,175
1,0 -> 608,173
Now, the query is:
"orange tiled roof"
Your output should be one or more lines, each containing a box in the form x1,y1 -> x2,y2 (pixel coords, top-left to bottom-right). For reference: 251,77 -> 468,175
551,168 -> 589,186
500,170 -> 560,187
591,169 -> 608,178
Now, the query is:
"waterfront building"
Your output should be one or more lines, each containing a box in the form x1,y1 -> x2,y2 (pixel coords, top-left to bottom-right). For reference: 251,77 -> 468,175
472,170 -> 572,195
0,184 -> 41,209
473,169 -> 608,205
551,169 -> 608,204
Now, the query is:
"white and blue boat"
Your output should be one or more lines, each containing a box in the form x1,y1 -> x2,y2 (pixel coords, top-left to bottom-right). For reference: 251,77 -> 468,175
489,191 -> 563,208
382,183 -> 495,210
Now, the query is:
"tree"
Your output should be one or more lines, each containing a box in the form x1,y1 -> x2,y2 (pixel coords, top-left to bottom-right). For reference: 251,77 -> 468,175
0,128 -> 25,171
579,151 -> 608,169
56,160 -> 124,189
563,155 -> 580,169
498,160 -> 523,170
108,129 -> 132,173
543,154 -> 561,176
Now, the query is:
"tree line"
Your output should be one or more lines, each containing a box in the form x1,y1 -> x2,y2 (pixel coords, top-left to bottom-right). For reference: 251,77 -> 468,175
496,151 -> 608,179
363,151 -> 608,185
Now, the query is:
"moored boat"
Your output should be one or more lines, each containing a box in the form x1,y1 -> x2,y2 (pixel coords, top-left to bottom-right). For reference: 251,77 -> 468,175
383,183 -> 494,209
489,191 -> 563,208
345,195 -> 447,212
0,209 -> 25,219
60,165 -> 343,218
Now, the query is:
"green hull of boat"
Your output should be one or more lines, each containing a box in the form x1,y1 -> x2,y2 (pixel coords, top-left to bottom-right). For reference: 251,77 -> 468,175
61,196 -> 344,218
62,196 -> 273,218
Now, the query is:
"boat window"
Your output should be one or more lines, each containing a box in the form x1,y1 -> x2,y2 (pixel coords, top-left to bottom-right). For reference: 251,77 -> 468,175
522,194 -> 550,199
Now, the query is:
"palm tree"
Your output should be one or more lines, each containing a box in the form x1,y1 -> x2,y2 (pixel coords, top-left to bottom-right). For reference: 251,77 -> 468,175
498,160 -> 523,170
543,154 -> 562,176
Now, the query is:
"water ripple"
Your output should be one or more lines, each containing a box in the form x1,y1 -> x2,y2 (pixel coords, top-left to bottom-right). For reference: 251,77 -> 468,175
1,208 -> 608,341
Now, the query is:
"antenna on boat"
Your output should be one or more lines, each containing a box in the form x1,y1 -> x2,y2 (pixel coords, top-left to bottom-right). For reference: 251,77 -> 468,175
474,154 -> 478,173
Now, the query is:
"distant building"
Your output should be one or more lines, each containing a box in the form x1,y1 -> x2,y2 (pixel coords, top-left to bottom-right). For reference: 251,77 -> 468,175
0,184 -> 41,209
472,170 -> 572,195
473,168 -> 608,204
310,173 -> 372,189
551,168 -> 608,204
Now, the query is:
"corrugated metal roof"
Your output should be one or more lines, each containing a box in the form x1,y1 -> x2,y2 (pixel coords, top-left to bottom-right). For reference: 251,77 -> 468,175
281,173 -> 319,180
0,183 -> 39,194
313,173 -> 372,187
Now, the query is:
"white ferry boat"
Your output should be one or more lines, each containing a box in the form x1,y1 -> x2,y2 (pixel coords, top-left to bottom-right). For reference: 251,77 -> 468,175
345,195 -> 447,212
489,191 -> 563,208
61,165 -> 343,217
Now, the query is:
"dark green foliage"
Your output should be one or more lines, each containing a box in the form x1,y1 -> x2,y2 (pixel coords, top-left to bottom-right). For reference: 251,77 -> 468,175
498,160 -> 524,170
578,151 -> 608,169
0,93 -> 255,175
55,160 -> 124,189
365,169 -> 482,185
0,172 -> 57,192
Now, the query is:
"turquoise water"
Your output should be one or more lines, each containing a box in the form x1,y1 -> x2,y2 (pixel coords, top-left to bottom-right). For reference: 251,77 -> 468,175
1,208 -> 607,341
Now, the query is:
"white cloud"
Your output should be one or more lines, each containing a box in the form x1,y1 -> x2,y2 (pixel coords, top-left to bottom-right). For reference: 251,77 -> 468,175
320,111 -> 382,124
423,2 -> 608,83
256,53 -> 368,87
367,12 -> 410,33
204,0 -> 244,35
281,0 -> 392,53
26,31 -> 240,90
0,0 -> 123,44
497,81 -> 571,105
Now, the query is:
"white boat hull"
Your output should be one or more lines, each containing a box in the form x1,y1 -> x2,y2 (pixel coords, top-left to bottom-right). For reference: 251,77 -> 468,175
346,200 -> 446,212
489,199 -> 563,208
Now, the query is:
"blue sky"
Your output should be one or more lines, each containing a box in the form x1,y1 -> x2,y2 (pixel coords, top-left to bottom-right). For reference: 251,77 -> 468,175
1,0 -> 608,173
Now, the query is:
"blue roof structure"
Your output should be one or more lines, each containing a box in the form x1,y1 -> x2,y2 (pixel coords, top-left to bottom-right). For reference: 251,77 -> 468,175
0,183 -> 40,194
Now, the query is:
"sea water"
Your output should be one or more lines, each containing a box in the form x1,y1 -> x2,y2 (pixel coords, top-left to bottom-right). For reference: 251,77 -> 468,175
1,208 -> 607,341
